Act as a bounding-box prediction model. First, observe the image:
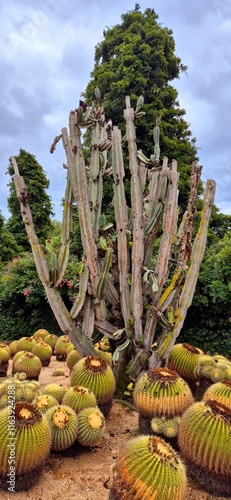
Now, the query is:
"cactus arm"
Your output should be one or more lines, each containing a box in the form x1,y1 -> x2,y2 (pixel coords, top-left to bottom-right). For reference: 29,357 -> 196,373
11,156 -> 50,285
95,125 -> 108,236
124,96 -> 144,341
62,118 -> 100,295
55,174 -> 72,286
105,277 -> 120,306
111,126 -> 131,327
70,260 -> 89,319
82,295 -> 95,339
156,179 -> 216,360
11,156 -> 96,357
154,160 -> 179,295
143,157 -> 169,268
139,162 -> 147,195
88,120 -> 101,236
157,161 -> 202,311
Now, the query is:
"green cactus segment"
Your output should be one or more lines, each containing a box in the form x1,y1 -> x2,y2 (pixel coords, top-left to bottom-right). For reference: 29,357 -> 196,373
77,406 -> 105,446
96,248 -> 113,301
178,399 -> 231,484
13,352 -> 42,379
0,402 -> 51,477
70,356 -> 116,404
203,380 -> 231,408
32,394 -> 59,413
110,435 -> 187,500
43,383 -> 69,403
45,404 -> 78,451
167,343 -> 204,381
62,386 -> 97,413
133,367 -> 194,417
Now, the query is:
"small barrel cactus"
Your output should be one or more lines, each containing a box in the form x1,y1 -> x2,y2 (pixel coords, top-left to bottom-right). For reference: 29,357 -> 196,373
0,342 -> 11,377
32,394 -> 59,413
151,415 -> 181,438
16,336 -> 36,353
13,352 -> 42,380
62,385 -> 97,413
45,404 -> 78,451
8,340 -> 18,357
0,401 -> 51,490
77,406 -> 105,447
133,367 -> 194,436
167,342 -> 204,383
66,349 -> 82,372
55,336 -> 72,361
109,435 -> 187,500
203,379 -> 231,409
31,341 -> 53,366
70,356 -> 116,416
178,398 -> 231,497
44,333 -> 58,353
43,383 -> 69,403
32,328 -> 50,340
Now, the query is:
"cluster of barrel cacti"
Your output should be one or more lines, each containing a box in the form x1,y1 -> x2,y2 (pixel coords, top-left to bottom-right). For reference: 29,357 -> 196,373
0,342 -> 112,491
110,341 -> 231,498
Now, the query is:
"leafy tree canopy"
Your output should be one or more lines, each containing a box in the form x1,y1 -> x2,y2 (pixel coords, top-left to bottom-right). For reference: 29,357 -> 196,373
84,4 -> 198,208
0,212 -> 20,265
6,149 -> 54,250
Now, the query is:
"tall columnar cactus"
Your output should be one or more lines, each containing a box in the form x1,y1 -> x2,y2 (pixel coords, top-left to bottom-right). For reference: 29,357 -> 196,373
11,92 -> 216,381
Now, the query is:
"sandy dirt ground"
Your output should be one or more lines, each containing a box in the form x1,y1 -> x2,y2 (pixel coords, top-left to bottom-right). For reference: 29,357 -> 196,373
0,356 -> 229,500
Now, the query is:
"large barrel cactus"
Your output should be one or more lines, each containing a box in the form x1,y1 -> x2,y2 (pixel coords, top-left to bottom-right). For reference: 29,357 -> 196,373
133,367 -> 193,435
0,401 -> 51,490
109,434 -> 187,500
178,399 -> 231,497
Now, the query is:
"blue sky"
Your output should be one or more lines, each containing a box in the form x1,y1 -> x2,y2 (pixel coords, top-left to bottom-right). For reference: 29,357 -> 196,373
1,0 -> 231,220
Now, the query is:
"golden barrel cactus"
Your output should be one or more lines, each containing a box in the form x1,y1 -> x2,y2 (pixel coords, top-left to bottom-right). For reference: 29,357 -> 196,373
109,435 -> 187,500
70,356 -> 116,416
178,399 -> 231,496
0,402 -> 51,490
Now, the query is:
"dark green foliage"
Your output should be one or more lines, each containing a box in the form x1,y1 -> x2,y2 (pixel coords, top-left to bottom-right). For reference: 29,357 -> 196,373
6,149 -> 54,250
0,253 -> 59,340
84,5 -> 199,208
0,212 -> 20,265
179,231 -> 231,356
0,251 -> 82,341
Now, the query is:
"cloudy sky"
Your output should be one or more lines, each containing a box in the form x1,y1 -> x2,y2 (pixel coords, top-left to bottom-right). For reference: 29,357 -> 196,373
1,0 -> 231,221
